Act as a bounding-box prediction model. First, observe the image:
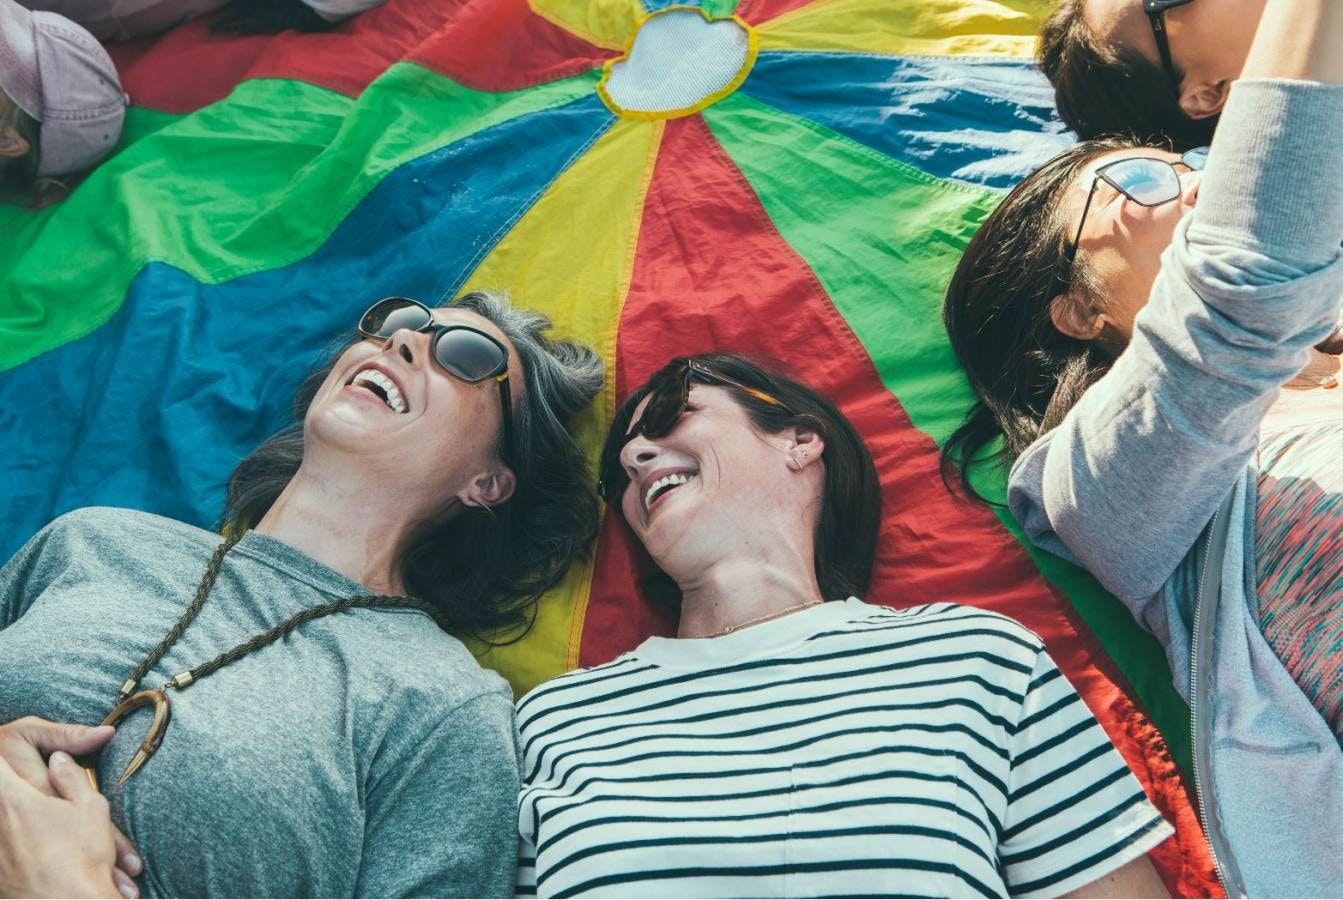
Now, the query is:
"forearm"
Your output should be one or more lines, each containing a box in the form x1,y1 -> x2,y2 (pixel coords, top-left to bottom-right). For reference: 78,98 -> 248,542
1009,77 -> 1343,599
1190,79 -> 1343,276
1240,0 -> 1343,84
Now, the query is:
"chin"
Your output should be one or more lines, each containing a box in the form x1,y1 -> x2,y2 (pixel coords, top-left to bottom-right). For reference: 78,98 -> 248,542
642,520 -> 721,574
305,402 -> 395,452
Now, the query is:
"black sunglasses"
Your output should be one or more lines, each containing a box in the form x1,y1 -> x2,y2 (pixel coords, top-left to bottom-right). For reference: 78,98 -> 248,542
357,297 -> 515,465
1143,0 -> 1195,93
597,359 -> 797,503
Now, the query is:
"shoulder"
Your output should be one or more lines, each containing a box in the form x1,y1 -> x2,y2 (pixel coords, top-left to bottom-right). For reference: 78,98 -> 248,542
359,615 -> 514,713
7,507 -> 214,573
830,601 -> 1047,691
843,600 -> 1044,652
515,654 -> 652,735
355,625 -> 516,772
43,507 -> 215,547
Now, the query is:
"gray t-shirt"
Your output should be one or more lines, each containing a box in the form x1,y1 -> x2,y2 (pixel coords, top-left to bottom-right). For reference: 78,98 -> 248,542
0,507 -> 519,898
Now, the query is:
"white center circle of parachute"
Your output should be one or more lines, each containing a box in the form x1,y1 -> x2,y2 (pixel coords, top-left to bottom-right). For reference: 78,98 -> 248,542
600,9 -> 753,117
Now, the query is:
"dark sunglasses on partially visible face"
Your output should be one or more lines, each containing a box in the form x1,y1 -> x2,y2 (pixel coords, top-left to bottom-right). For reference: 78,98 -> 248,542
1143,0 -> 1196,94
357,296 -> 515,465
1067,146 -> 1209,266
597,359 -> 797,504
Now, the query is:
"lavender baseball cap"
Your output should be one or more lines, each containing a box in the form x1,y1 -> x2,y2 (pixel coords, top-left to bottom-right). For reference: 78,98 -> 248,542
0,0 -> 127,178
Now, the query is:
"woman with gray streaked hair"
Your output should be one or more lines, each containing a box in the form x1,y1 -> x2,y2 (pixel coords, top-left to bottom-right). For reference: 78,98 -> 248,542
0,290 -> 603,898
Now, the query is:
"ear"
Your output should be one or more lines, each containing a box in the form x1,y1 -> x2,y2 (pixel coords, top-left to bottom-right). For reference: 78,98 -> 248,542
785,426 -> 826,472
459,466 -> 516,510
1049,292 -> 1107,342
1178,79 -> 1229,120
0,126 -> 30,158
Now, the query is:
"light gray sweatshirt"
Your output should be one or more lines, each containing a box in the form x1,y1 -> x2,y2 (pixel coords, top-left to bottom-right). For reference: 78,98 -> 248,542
0,506 -> 520,898
1008,79 -> 1343,896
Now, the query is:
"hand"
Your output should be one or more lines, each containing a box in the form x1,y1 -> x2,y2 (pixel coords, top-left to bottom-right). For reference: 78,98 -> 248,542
0,718 -> 143,896
0,751 -> 127,898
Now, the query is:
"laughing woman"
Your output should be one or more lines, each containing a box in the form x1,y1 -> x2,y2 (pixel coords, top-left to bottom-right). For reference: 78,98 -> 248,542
942,2 -> 1343,894
515,353 -> 1172,899
0,291 -> 602,898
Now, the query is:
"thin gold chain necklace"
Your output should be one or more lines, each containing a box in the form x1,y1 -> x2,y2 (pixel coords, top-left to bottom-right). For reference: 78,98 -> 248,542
703,599 -> 826,638
84,532 -> 446,791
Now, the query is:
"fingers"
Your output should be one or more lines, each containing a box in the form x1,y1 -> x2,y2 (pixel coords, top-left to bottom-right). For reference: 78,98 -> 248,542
10,717 -> 115,756
0,735 -> 58,797
0,751 -> 34,797
48,753 -> 129,893
112,868 -> 140,899
47,751 -> 108,814
112,826 -> 144,877
0,718 -> 113,797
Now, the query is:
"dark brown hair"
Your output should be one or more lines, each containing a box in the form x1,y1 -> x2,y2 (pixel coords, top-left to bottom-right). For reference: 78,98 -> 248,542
601,352 -> 882,602
0,91 -> 39,199
222,291 -> 604,643
1039,0 -> 1216,149
941,138 -> 1136,500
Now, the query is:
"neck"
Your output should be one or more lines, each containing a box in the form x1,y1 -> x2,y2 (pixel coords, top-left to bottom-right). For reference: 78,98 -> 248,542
254,462 -> 433,595
674,548 -> 826,639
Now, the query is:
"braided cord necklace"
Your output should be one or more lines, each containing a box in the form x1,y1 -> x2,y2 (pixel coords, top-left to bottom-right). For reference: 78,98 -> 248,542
84,532 -> 446,792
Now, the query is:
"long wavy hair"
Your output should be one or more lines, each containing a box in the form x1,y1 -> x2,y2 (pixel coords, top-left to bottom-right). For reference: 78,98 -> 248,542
221,290 -> 605,643
942,138 -> 1135,501
601,352 -> 882,603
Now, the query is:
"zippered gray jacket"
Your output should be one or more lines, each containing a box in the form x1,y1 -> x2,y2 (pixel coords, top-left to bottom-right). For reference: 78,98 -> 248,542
1007,79 -> 1343,898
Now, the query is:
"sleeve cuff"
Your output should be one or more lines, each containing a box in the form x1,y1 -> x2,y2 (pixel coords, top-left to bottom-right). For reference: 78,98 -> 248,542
1189,79 -> 1343,270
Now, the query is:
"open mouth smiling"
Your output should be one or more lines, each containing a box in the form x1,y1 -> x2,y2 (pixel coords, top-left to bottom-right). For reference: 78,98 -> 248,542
346,365 -> 408,414
642,470 -> 698,515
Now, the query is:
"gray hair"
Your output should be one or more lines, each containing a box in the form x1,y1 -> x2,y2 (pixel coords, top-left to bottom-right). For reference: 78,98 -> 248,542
222,290 -> 605,641
453,290 -> 604,465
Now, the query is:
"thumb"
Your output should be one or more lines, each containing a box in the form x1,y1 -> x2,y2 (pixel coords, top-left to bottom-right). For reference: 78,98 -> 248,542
48,751 -> 103,807
13,717 -> 115,756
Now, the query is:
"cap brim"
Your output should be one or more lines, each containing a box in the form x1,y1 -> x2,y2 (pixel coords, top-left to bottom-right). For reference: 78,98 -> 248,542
0,0 -> 40,117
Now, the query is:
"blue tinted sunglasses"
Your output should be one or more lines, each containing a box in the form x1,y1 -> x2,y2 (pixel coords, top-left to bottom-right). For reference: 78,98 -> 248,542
1068,147 -> 1209,264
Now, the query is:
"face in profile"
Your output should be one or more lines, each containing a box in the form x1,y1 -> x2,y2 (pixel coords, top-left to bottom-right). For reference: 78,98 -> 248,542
1056,146 -> 1202,341
615,382 -> 821,576
1083,0 -> 1265,121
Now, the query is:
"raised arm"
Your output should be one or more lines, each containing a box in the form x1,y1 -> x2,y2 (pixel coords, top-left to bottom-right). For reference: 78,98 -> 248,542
1008,0 -> 1343,602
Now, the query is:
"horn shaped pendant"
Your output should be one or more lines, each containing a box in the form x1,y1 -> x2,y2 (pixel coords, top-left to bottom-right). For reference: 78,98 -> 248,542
83,689 -> 172,792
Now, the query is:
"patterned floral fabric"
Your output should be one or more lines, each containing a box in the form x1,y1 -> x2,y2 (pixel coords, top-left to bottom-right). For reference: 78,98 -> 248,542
1257,390 -> 1343,741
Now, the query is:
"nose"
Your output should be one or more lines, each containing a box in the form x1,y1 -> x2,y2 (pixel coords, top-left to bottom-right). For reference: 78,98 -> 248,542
619,431 -> 661,475
1179,169 -> 1202,207
387,328 -> 427,366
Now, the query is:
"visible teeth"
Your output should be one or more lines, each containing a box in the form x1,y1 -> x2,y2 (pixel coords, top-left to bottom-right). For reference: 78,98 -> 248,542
352,369 -> 407,413
645,472 -> 694,510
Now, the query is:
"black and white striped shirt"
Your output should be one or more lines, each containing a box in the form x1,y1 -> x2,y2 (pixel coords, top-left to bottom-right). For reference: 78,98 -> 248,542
516,599 -> 1171,898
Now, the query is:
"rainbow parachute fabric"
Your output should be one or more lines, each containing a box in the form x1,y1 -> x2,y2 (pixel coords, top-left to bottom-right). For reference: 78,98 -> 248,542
0,0 -> 1221,893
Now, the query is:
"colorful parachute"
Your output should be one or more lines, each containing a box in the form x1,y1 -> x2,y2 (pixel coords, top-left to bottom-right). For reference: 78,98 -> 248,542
0,0 -> 1220,893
